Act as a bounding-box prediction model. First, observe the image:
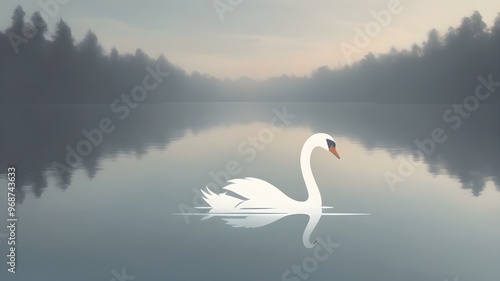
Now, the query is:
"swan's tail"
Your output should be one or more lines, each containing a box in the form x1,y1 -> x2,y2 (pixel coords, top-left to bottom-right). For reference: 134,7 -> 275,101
200,187 -> 243,211
200,187 -> 218,207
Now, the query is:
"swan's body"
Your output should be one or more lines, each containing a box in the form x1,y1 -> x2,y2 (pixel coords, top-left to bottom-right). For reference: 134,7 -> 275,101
202,177 -> 300,212
200,133 -> 341,247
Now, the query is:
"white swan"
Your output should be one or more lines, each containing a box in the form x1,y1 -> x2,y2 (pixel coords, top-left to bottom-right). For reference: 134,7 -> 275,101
198,133 -> 341,247
201,132 -> 340,214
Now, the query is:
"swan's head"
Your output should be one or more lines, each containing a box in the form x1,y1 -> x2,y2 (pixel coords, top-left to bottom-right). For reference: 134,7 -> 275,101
311,133 -> 340,159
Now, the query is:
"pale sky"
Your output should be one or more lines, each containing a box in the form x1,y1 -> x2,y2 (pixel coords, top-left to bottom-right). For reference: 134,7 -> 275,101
1,0 -> 499,80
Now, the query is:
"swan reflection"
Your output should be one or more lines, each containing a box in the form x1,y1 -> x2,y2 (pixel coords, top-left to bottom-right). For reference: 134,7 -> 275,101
177,207 -> 369,248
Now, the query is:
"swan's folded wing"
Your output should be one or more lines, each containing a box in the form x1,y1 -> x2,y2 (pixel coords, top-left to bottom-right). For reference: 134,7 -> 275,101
222,177 -> 293,207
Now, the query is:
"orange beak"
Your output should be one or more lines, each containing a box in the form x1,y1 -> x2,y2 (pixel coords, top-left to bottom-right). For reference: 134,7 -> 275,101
329,146 -> 340,159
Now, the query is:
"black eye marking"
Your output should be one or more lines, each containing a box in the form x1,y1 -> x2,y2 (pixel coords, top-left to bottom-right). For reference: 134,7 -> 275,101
326,139 -> 336,149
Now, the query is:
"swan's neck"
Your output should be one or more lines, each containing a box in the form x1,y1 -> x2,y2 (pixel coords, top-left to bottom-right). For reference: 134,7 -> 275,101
300,137 -> 322,207
302,210 -> 321,248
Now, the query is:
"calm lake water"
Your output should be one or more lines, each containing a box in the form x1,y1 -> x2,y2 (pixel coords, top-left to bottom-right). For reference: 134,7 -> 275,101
0,102 -> 499,281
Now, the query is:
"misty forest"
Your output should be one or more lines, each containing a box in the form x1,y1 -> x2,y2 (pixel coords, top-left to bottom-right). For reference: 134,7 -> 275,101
0,6 -> 499,103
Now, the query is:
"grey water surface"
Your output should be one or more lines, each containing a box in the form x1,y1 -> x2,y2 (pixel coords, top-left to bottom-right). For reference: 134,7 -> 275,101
0,102 -> 499,281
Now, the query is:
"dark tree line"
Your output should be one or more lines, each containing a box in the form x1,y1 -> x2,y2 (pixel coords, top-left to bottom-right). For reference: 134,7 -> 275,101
1,6 -> 500,103
0,6 -> 188,104
305,10 -> 500,104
